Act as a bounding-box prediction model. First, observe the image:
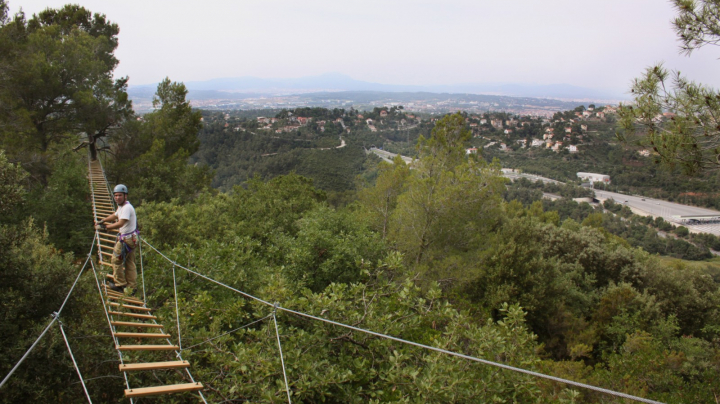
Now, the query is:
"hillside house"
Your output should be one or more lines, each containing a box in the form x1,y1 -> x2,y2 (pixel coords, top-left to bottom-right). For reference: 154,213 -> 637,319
564,127 -> 572,133
480,119 -> 487,125
639,149 -> 651,157
582,110 -> 592,118
596,112 -> 605,118
380,110 -> 388,117
568,145 -> 578,153
581,124 -> 587,131
531,139 -> 544,147
491,119 -> 503,129
466,147 -> 478,155
504,129 -> 513,135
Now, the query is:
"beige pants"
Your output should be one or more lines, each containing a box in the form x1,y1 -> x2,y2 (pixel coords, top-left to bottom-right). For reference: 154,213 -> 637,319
111,235 -> 137,288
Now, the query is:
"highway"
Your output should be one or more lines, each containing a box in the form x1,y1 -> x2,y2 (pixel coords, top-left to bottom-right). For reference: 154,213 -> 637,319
508,172 -> 720,236
368,148 -> 413,164
367,150 -> 720,236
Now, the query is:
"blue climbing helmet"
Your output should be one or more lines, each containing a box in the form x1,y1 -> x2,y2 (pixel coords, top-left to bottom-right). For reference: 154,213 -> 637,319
113,184 -> 128,194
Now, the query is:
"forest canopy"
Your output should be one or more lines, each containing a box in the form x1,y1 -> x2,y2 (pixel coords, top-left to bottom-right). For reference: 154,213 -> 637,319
0,1 -> 719,403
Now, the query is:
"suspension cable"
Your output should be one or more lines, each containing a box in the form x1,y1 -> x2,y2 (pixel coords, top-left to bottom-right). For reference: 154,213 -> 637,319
273,305 -> 292,404
0,235 -> 96,390
58,320 -> 93,403
141,238 -> 665,404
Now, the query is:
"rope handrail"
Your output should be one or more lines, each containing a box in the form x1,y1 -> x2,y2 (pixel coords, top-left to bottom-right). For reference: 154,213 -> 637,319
140,238 -> 665,404
0,234 -> 97,390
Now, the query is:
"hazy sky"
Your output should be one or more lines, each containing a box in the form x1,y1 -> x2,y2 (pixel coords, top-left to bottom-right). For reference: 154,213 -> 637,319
9,0 -> 720,94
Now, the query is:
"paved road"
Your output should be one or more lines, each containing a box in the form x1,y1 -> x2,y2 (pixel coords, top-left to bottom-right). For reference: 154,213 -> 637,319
594,190 -> 720,218
368,148 -> 413,164
507,172 -> 720,236
366,155 -> 720,236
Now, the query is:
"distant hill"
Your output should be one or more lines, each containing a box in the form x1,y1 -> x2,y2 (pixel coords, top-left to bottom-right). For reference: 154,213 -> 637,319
129,73 -> 626,102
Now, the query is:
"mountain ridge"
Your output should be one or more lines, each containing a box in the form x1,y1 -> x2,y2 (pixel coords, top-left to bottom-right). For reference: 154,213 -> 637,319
130,72 -> 626,101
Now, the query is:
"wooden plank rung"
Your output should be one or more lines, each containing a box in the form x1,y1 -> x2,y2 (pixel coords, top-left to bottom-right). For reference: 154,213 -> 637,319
113,331 -> 170,338
108,302 -> 152,312
109,311 -> 157,320
116,344 -> 179,351
119,360 -> 189,372
107,295 -> 145,305
124,382 -> 203,398
111,321 -> 163,328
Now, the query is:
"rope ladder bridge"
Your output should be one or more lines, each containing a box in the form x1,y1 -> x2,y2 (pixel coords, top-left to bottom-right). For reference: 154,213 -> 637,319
0,155 -> 668,404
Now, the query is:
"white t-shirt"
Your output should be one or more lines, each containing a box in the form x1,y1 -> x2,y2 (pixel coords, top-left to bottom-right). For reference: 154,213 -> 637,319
116,201 -> 137,235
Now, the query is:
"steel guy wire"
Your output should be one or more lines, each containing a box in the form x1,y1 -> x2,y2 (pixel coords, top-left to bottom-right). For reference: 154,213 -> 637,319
142,238 -> 665,404
273,306 -> 292,404
0,234 -> 96,390
172,263 -> 183,350
139,235 -> 147,302
58,320 -> 93,403
181,314 -> 273,351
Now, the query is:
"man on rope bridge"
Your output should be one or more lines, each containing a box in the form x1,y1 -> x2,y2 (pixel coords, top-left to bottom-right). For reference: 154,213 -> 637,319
95,184 -> 139,295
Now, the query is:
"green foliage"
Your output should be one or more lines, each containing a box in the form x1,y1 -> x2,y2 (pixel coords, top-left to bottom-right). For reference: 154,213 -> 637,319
674,225 -> 690,237
106,78 -> 212,204
23,146 -> 92,254
356,157 -> 411,238
281,206 -> 386,291
0,150 -> 27,220
0,219 -> 113,403
389,113 -> 506,265
0,3 -> 131,182
616,0 -> 720,175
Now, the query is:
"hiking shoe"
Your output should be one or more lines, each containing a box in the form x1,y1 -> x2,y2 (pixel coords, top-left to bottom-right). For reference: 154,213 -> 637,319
108,283 -> 125,293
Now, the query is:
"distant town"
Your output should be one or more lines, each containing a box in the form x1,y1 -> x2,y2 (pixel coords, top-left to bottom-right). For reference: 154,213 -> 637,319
129,90 -> 606,117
